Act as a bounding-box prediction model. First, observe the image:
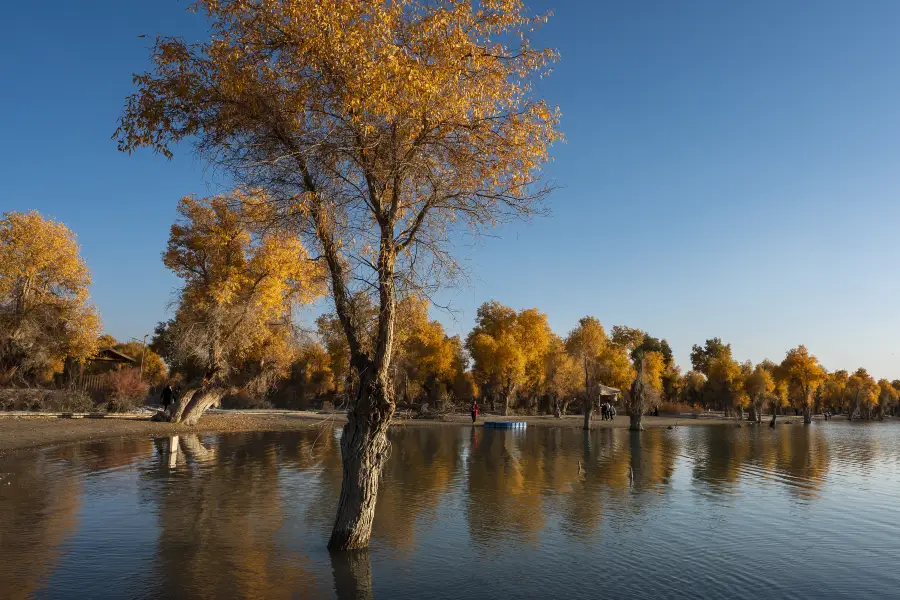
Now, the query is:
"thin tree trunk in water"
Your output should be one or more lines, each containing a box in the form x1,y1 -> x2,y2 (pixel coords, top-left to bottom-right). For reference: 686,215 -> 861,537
629,410 -> 643,431
803,406 -> 812,425
748,403 -> 757,423
770,411 -> 777,428
582,397 -> 593,430
328,373 -> 393,552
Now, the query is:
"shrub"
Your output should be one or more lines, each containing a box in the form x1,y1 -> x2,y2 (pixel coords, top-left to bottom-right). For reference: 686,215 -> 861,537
657,401 -> 701,415
104,368 -> 149,412
221,392 -> 272,410
50,390 -> 95,412
0,388 -> 95,412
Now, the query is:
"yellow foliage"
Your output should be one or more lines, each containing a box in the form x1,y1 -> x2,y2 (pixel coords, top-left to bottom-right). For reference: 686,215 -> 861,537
467,301 -> 552,409
393,295 -> 462,402
778,345 -> 825,411
111,341 -> 168,386
0,211 -> 101,383
164,191 -> 325,385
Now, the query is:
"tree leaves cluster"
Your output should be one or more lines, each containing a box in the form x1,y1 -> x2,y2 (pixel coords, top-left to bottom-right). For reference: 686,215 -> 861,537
0,211 -> 101,385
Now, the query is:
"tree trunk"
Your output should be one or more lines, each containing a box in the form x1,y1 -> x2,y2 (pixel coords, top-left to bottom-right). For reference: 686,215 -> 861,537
180,387 -> 226,426
770,411 -> 777,427
159,385 -> 224,426
629,410 -> 643,431
803,405 -> 812,425
582,397 -> 593,430
503,392 -> 510,417
748,403 -> 758,423
165,388 -> 197,423
328,373 -> 393,552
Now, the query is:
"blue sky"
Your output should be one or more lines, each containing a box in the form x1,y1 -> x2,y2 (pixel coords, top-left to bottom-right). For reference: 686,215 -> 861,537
4,1 -> 900,377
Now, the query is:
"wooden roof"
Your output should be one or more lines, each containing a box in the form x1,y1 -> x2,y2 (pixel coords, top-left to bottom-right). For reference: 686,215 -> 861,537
91,348 -> 137,364
597,384 -> 620,396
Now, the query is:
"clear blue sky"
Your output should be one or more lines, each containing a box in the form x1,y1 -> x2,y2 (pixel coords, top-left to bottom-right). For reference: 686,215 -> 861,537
4,1 -> 900,377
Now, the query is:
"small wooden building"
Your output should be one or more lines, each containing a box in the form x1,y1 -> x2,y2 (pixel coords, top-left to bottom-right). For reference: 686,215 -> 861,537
64,348 -> 137,391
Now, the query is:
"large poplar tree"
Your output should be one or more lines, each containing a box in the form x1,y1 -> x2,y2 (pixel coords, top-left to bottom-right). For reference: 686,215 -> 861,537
116,0 -> 561,550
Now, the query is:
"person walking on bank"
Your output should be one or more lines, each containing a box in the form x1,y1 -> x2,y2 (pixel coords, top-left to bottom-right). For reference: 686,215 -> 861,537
160,384 -> 173,415
471,400 -> 479,424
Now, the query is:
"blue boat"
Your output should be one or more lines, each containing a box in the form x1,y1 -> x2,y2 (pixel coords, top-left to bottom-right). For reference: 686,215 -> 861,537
483,421 -> 527,429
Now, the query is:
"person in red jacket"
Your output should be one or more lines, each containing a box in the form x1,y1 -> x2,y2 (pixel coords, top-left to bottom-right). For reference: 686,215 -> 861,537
471,400 -> 479,424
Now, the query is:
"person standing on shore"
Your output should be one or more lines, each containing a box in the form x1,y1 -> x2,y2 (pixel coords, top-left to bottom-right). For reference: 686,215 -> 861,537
160,384 -> 173,414
471,400 -> 479,424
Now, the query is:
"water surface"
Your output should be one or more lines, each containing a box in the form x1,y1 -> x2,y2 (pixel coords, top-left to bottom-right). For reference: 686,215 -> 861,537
2,423 -> 900,599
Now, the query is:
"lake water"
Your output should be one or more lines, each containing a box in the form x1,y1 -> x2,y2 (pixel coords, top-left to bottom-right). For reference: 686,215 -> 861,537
2,422 -> 900,599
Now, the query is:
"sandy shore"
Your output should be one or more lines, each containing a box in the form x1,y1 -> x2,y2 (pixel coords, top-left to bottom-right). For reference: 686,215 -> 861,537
0,410 -> 783,454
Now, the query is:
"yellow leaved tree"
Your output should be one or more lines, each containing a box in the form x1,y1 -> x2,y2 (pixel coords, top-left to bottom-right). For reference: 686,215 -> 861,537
467,301 -> 552,416
877,379 -> 899,419
116,0 -> 561,550
845,368 -> 879,421
160,192 -> 325,425
544,335 -> 581,417
393,295 -> 462,409
744,363 -> 775,423
0,211 -> 101,385
706,354 -> 746,419
821,369 -> 848,414
778,345 -> 825,424
626,350 -> 665,431
565,317 -> 635,429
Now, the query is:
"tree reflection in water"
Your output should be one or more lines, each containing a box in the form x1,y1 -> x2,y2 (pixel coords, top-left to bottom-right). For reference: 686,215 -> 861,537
141,432 -> 325,600
330,549 -> 374,600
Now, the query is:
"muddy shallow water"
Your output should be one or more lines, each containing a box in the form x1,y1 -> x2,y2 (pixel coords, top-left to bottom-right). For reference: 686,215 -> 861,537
1,423 -> 899,599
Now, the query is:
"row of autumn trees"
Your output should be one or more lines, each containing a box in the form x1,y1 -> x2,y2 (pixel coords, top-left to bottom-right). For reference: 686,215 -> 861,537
4,205 -> 897,427
4,206 -> 896,427
465,310 -> 899,427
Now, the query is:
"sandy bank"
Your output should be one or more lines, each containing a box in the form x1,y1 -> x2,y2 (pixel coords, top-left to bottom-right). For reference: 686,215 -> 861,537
0,410 -> 793,453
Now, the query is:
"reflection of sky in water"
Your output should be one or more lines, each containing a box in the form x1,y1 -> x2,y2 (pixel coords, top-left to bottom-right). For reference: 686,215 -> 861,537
1,423 -> 900,599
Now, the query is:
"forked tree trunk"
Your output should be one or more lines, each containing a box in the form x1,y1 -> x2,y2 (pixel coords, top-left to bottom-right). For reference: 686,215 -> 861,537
328,372 -> 394,552
180,388 -> 226,426
156,385 -> 225,425
629,410 -> 643,431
